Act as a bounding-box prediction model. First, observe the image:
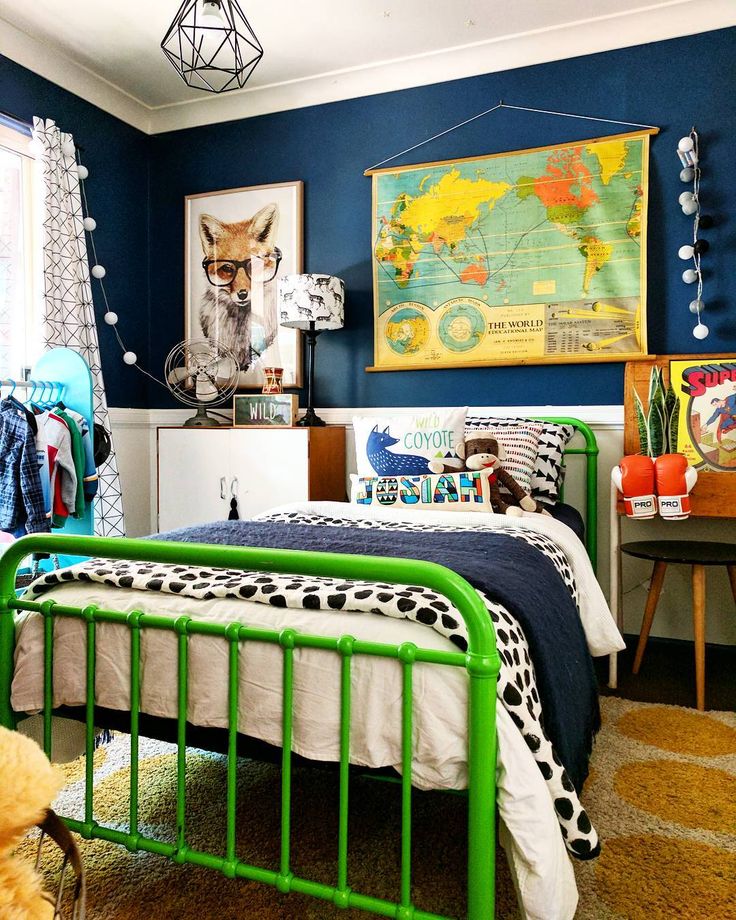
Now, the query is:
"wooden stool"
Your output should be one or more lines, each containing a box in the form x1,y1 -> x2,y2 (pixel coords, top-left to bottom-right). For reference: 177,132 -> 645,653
622,540 -> 736,711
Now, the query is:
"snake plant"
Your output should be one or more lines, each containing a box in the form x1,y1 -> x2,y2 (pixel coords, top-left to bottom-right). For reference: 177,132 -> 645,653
635,366 -> 680,457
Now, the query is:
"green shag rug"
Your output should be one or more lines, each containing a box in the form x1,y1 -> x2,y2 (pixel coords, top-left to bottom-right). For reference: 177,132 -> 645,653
19,697 -> 736,919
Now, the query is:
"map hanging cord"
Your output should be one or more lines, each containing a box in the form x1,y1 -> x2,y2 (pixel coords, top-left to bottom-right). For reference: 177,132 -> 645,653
364,101 -> 659,173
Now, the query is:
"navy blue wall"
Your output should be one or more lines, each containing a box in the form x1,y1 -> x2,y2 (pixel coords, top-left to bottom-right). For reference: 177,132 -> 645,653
0,55 -> 150,407
3,28 -> 735,409
149,26 -> 735,409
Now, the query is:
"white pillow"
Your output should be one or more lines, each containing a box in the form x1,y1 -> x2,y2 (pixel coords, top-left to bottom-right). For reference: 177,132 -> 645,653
350,470 -> 494,512
353,408 -> 467,478
465,424 -> 541,494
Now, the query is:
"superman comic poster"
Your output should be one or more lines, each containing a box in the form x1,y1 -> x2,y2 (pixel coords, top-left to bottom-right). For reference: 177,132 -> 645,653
671,358 -> 736,471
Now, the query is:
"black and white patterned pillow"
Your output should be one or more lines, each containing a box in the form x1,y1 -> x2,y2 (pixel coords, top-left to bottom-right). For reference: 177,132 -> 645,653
465,424 -> 541,494
465,416 -> 575,504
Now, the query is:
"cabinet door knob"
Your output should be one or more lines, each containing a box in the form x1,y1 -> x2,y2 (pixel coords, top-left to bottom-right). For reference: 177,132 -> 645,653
220,476 -> 227,499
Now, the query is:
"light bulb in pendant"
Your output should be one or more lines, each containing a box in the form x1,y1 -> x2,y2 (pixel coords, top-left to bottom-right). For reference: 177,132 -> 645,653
200,0 -> 225,23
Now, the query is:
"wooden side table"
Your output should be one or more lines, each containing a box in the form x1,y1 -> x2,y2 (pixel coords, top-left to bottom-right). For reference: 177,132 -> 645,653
621,539 -> 736,711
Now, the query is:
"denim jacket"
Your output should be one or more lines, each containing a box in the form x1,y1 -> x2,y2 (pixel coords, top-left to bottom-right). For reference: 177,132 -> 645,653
0,399 -> 49,534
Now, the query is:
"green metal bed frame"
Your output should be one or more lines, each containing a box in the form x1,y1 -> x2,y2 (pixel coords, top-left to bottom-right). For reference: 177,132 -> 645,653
0,419 -> 598,920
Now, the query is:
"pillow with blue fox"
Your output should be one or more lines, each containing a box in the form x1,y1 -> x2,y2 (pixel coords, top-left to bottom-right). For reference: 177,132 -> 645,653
353,408 -> 467,478
349,470 -> 494,513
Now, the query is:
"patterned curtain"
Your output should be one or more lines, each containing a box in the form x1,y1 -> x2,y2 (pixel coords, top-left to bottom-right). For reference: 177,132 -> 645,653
32,117 -> 125,538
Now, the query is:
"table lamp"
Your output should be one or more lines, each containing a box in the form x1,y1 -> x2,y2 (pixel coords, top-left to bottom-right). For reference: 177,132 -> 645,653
278,274 -> 344,426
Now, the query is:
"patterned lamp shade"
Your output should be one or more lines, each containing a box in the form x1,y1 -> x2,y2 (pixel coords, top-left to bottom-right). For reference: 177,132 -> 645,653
278,274 -> 345,331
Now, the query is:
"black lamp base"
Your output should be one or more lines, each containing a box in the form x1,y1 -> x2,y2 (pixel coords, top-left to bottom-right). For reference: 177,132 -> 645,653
297,407 -> 326,427
297,322 -> 327,427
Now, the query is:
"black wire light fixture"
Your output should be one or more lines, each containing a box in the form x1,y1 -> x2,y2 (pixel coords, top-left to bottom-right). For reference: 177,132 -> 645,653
161,0 -> 263,94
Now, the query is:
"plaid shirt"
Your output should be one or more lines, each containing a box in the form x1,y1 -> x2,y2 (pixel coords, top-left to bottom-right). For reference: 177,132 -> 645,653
0,399 -> 50,534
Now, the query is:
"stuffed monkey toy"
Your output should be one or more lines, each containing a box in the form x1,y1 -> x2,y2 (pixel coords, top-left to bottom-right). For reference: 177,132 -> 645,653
464,437 -> 550,516
0,725 -> 64,920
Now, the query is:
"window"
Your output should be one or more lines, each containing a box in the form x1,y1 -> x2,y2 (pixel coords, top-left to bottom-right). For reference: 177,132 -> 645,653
0,122 -> 42,379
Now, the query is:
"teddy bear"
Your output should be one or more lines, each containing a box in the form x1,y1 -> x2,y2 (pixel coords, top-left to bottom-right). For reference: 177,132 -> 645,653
464,437 -> 550,517
0,725 -> 65,920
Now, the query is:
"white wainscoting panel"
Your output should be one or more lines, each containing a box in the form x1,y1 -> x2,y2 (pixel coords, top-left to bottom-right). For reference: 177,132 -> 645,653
109,405 -> 736,647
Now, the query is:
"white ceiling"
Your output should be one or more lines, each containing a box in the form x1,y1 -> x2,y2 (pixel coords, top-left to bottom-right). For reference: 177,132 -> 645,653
0,0 -> 733,133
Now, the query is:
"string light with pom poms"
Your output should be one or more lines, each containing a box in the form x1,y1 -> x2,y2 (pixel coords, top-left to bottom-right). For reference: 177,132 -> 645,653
676,128 -> 712,340
69,150 -> 170,393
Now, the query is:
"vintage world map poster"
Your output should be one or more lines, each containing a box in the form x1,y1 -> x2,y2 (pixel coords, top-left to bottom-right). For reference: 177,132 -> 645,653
368,130 -> 652,370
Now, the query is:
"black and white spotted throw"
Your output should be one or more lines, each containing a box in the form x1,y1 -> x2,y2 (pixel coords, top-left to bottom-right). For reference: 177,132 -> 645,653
29,511 -> 599,859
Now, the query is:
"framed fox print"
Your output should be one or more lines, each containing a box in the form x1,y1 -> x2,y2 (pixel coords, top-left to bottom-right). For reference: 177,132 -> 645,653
185,180 -> 303,389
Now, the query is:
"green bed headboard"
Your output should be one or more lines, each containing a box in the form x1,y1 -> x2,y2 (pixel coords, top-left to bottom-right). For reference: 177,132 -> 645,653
531,417 -> 599,571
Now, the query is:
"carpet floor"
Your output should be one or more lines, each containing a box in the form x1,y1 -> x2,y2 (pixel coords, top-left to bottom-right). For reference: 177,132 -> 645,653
21,697 -> 736,919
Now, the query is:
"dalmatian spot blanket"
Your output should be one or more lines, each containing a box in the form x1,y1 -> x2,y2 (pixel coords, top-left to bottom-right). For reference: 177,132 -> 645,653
27,510 -> 606,860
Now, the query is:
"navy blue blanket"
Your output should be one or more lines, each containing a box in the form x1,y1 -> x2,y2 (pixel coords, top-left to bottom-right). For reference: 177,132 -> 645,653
153,520 -> 599,791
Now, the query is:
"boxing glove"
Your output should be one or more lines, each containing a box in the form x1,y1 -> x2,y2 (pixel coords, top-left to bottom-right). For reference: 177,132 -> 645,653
611,455 -> 656,518
655,453 -> 697,520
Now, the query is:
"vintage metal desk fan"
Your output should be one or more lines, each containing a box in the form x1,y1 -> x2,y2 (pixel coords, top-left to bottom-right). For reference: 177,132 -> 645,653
165,338 -> 239,427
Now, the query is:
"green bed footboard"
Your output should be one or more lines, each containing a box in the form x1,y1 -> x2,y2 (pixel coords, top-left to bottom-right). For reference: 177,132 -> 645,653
0,534 -> 501,920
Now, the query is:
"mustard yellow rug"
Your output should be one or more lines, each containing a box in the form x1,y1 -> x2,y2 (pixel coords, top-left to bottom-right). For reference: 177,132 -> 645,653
22,697 -> 736,919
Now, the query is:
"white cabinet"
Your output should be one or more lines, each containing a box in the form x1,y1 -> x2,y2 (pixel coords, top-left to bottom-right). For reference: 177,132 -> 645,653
157,426 -> 346,532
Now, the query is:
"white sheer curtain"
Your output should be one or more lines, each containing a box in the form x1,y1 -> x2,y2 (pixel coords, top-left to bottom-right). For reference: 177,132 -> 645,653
32,117 -> 125,538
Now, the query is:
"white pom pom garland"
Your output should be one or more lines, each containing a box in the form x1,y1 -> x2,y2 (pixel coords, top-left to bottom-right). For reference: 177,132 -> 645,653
693,324 -> 708,340
676,128 -> 714,341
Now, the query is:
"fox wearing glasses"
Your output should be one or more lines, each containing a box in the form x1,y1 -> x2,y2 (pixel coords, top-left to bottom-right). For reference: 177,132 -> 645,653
199,204 -> 283,371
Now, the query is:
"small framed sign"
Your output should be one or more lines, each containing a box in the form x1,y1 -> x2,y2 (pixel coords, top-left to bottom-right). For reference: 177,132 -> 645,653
233,393 -> 298,427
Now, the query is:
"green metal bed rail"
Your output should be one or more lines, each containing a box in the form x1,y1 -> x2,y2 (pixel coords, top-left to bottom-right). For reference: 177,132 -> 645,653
534,417 -> 599,571
0,534 -> 501,920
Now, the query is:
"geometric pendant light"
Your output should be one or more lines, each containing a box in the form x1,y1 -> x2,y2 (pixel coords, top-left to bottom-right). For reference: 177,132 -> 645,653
161,0 -> 263,94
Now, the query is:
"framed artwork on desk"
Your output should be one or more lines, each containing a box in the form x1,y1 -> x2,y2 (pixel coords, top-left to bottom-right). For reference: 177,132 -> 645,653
670,357 -> 736,471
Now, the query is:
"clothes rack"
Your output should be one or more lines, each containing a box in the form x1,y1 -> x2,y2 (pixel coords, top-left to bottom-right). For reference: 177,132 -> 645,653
1,347 -> 96,564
